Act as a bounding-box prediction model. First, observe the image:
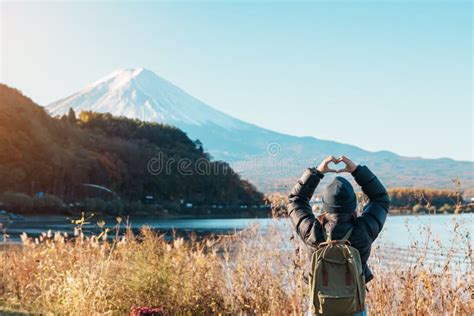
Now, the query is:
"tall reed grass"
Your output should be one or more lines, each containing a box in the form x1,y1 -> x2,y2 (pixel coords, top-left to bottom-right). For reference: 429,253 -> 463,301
0,212 -> 471,315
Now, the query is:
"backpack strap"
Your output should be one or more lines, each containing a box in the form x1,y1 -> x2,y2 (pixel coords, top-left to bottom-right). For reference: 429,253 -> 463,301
322,228 -> 330,241
341,228 -> 353,241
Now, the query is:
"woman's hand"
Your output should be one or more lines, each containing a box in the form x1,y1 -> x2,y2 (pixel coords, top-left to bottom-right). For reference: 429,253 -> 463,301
316,156 -> 338,174
337,155 -> 357,173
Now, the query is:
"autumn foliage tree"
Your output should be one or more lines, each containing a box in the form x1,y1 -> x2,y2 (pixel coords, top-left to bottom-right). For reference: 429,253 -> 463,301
388,187 -> 462,208
0,84 -> 263,214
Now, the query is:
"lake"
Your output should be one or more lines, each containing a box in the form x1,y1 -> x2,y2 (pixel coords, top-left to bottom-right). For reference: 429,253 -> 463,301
3,213 -> 471,249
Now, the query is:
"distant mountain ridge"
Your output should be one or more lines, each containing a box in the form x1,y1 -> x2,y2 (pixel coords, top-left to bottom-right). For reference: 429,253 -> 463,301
46,68 -> 474,191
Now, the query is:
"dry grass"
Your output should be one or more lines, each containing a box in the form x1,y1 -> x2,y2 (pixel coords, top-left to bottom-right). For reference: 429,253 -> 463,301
0,213 -> 472,315
367,215 -> 473,315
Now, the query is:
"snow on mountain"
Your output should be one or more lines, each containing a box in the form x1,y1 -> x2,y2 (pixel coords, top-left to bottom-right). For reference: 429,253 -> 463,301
48,68 -> 249,130
46,68 -> 473,191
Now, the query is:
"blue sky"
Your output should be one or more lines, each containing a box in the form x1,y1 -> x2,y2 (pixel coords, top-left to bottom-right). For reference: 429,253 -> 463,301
1,1 -> 472,161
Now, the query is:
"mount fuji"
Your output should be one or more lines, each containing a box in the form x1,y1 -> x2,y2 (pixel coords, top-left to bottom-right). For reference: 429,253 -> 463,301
46,68 -> 473,191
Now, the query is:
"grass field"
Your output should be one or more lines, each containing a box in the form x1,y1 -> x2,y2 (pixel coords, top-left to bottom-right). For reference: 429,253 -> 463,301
0,213 -> 471,315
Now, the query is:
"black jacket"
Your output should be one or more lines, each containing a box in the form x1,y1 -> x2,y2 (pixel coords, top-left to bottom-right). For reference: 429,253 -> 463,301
287,165 -> 390,283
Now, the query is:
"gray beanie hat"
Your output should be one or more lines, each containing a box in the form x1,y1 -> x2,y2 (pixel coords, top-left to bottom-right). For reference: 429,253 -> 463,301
322,176 -> 357,214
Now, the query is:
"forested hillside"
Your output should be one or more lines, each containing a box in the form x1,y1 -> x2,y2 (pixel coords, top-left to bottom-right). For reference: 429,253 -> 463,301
0,84 -> 263,215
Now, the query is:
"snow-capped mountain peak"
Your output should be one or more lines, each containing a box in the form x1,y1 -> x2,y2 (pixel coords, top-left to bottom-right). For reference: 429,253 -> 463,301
85,68 -> 147,90
47,68 -> 244,128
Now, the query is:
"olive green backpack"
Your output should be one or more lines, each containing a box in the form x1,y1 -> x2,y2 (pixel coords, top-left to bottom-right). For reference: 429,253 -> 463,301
309,228 -> 365,315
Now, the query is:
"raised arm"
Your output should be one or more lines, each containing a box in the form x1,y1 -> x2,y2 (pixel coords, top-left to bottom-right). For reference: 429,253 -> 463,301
353,165 -> 390,241
339,155 -> 390,242
287,156 -> 337,246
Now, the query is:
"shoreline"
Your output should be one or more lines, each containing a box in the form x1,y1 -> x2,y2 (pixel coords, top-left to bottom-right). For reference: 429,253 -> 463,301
4,209 -> 471,219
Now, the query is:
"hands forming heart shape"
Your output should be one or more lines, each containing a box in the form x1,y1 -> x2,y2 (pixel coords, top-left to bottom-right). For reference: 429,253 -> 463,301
316,155 -> 357,174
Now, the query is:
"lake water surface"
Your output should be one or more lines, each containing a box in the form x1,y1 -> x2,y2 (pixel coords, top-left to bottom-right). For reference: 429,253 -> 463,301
3,213 -> 472,250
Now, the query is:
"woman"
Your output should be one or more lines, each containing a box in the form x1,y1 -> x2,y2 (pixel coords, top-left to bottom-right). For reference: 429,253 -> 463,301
287,155 -> 390,315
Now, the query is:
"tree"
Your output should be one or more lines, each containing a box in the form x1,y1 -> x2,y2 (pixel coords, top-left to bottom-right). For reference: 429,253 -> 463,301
194,139 -> 204,153
67,108 -> 77,124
